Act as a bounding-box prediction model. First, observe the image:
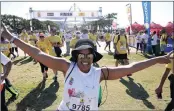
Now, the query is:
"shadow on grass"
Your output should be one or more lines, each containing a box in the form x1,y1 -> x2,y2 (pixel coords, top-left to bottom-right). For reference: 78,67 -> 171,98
17,57 -> 33,66
12,57 -> 28,65
119,77 -> 155,109
16,80 -> 59,111
138,53 -> 154,59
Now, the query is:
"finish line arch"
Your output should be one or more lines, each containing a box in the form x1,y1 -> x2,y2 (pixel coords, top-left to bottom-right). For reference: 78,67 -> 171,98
29,3 -> 103,31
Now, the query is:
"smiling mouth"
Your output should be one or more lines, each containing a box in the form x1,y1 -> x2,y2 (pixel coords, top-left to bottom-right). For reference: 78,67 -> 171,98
81,62 -> 89,65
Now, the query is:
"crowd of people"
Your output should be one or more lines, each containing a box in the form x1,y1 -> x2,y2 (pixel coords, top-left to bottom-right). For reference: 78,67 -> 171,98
135,30 -> 174,56
1,23 -> 174,111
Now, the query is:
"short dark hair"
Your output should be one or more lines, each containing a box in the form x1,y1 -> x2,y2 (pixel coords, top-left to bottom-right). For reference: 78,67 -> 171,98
153,31 -> 156,34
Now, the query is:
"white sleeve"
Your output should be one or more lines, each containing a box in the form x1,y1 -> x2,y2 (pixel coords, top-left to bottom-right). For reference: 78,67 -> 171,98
1,52 -> 11,65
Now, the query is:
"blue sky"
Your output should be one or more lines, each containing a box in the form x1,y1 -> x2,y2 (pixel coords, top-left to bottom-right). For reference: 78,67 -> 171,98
1,2 -> 173,28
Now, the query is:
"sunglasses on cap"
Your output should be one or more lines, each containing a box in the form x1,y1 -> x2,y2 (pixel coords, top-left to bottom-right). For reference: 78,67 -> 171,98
78,53 -> 93,60
39,36 -> 44,38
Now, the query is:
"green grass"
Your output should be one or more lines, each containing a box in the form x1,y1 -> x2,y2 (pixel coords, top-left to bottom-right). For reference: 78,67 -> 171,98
6,53 -> 170,110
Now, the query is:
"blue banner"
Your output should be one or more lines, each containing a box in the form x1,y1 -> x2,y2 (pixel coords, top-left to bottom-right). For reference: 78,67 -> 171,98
142,1 -> 152,53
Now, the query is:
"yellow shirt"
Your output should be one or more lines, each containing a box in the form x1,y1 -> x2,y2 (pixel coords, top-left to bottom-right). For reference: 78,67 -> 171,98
89,34 -> 97,46
105,33 -> 111,42
29,35 -> 37,46
88,33 -> 92,39
166,53 -> 174,70
45,35 -> 62,56
160,33 -> 167,45
114,35 -> 127,54
70,38 -> 79,49
0,42 -> 11,56
36,40 -> 49,54
20,32 -> 29,43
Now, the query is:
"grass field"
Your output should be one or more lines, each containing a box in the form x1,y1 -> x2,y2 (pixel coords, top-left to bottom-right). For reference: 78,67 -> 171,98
6,53 -> 170,111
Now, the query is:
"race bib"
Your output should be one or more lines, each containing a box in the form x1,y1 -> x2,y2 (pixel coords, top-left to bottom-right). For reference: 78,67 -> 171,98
120,45 -> 126,50
69,97 -> 91,111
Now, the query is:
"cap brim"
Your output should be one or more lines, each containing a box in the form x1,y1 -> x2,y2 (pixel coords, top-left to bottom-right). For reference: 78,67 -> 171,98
73,45 -> 93,51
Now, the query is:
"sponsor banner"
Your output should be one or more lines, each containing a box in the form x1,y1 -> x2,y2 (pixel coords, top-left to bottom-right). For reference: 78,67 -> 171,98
165,38 -> 174,52
33,11 -> 100,18
142,1 -> 152,53
142,1 -> 151,36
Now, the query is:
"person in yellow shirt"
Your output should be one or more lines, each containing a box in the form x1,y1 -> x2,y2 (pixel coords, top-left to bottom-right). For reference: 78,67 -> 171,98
113,33 -> 131,76
19,29 -> 29,57
89,30 -> 101,51
155,53 -> 174,111
29,31 -> 38,63
104,31 -> 111,51
36,33 -> 49,80
29,31 -> 38,46
160,32 -> 168,55
45,27 -> 63,82
0,37 -> 11,57
70,31 -> 81,49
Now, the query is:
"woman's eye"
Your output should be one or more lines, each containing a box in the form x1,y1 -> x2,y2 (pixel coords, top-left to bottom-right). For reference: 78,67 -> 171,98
79,54 -> 85,59
87,54 -> 93,59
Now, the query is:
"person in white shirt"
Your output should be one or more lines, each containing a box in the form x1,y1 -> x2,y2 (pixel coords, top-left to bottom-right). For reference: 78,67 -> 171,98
141,30 -> 149,54
151,31 -> 158,56
81,29 -> 89,39
1,52 -> 12,111
2,22 -> 174,111
11,32 -> 19,57
64,31 -> 73,56
136,32 -> 143,54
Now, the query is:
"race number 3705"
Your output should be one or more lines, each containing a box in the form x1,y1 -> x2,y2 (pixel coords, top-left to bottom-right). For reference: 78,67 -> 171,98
71,104 -> 90,111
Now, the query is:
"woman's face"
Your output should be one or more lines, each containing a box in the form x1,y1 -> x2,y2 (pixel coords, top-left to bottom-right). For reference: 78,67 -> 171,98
77,49 -> 93,73
39,36 -> 44,41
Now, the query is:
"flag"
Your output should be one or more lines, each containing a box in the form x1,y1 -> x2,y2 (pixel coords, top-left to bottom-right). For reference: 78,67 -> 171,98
126,4 -> 132,34
142,1 -> 151,36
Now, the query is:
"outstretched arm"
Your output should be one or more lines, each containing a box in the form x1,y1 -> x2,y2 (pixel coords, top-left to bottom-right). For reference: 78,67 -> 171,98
100,53 -> 173,81
1,23 -> 70,75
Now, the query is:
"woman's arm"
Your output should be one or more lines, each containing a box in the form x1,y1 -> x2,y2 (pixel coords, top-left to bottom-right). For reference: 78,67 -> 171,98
100,54 -> 173,81
1,23 -> 70,74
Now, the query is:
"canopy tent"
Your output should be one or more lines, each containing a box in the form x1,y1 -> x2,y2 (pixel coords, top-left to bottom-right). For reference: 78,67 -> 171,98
165,22 -> 173,35
150,22 -> 163,36
125,22 -> 145,33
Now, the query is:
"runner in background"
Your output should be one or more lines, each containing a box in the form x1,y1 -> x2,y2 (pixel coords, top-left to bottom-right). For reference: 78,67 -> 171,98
36,33 -> 49,80
11,32 -> 19,57
141,30 -> 148,55
89,30 -> 101,67
63,31 -> 72,57
160,31 -> 168,55
45,27 -> 63,82
136,31 -> 143,54
19,29 -> 29,57
104,30 -> 111,51
0,37 -> 11,57
113,32 -> 131,76
70,31 -> 81,49
29,31 -> 38,63
81,29 -> 89,39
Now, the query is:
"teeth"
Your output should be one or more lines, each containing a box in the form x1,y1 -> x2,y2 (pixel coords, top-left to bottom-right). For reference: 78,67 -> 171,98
82,62 -> 88,65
